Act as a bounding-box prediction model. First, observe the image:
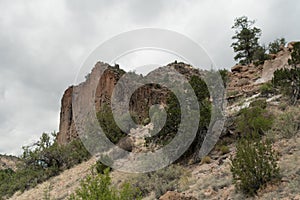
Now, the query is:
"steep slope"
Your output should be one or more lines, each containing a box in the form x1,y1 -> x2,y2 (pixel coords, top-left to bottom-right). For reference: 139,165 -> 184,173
9,157 -> 97,200
9,134 -> 300,200
9,41 -> 300,200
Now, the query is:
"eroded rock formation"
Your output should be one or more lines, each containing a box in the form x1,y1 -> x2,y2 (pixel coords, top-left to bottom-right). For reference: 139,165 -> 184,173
227,42 -> 296,98
57,62 -> 202,145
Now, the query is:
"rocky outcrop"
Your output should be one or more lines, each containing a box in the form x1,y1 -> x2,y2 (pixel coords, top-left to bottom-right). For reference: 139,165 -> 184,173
227,42 -> 295,100
57,62 -> 123,144
57,61 -> 203,145
256,47 -> 291,84
57,86 -> 77,144
57,41 -> 297,145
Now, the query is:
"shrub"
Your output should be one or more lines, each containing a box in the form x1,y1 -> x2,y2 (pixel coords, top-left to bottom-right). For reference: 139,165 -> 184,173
131,165 -> 186,198
230,136 -> 280,196
22,133 -> 90,171
237,106 -> 273,136
259,82 -> 275,97
94,159 -> 112,174
201,156 -> 212,164
269,106 -> 300,139
69,168 -> 142,200
249,99 -> 267,109
0,133 -> 91,199
220,145 -> 230,155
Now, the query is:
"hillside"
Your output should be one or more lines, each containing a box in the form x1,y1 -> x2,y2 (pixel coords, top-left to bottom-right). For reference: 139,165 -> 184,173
2,41 -> 300,200
9,132 -> 300,200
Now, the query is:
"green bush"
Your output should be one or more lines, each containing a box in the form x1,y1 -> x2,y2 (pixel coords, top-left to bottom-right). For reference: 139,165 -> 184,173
146,75 -> 211,163
69,168 -> 142,200
219,145 -> 230,155
94,159 -> 112,174
22,133 -> 90,170
259,82 -> 275,97
237,106 -> 273,136
0,133 -> 91,199
230,136 -> 280,196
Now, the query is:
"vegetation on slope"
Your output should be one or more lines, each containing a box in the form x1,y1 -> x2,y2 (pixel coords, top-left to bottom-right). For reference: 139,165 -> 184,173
69,168 -> 142,200
0,132 -> 91,199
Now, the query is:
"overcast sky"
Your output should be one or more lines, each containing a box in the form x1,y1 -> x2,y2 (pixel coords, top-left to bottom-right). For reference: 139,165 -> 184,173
0,0 -> 299,155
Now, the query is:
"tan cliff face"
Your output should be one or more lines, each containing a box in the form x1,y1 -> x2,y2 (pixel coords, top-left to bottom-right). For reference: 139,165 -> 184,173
57,62 -> 120,145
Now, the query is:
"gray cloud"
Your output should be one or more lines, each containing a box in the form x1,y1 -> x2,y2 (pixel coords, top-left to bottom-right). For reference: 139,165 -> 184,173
0,0 -> 299,155
126,0 -> 167,23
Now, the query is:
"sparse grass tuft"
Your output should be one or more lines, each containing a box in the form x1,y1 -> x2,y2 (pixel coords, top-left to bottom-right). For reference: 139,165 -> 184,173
131,164 -> 188,198
201,156 -> 212,164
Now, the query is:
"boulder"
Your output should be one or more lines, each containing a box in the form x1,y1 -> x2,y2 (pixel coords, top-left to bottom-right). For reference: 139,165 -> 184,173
231,64 -> 247,73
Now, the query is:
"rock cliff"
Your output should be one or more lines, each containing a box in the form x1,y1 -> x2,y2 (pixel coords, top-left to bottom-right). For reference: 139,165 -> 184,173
57,62 -> 202,145
57,42 -> 296,145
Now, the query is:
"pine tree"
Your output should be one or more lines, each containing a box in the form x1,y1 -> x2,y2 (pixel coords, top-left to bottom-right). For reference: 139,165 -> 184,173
231,16 -> 261,65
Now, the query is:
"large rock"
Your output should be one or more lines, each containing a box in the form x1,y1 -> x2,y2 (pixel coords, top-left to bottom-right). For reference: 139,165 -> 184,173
57,86 -> 77,144
256,47 -> 291,83
231,64 -> 248,73
57,61 -> 204,145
